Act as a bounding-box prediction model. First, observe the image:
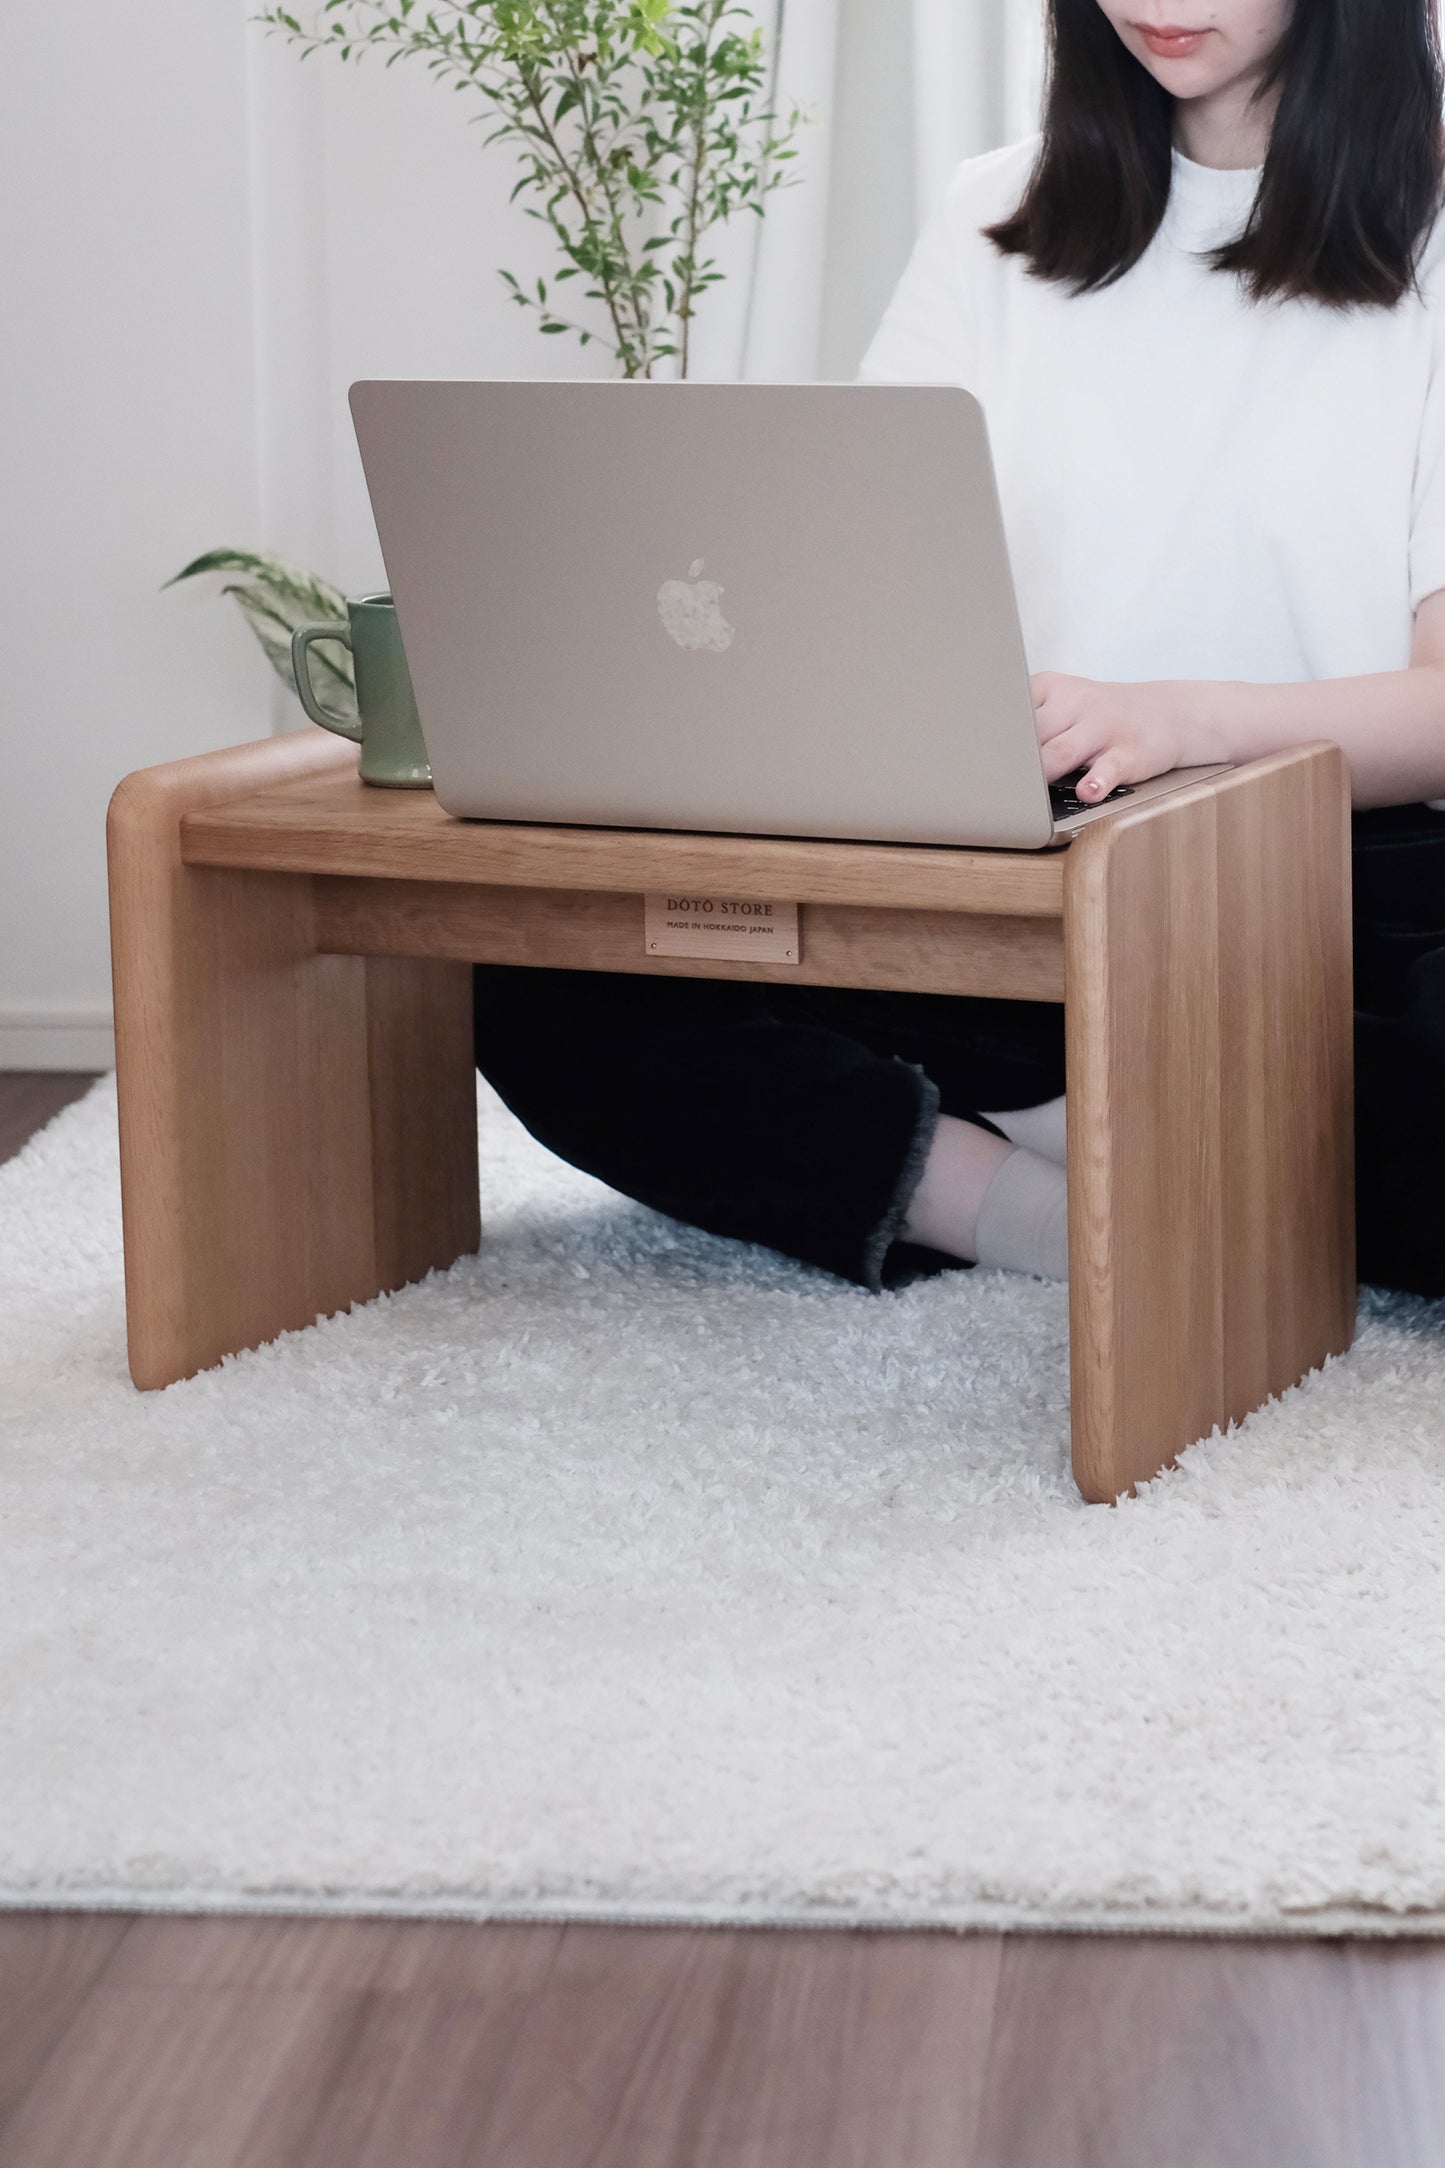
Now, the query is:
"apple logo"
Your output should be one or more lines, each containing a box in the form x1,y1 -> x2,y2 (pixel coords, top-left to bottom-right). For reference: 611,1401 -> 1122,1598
657,558 -> 735,653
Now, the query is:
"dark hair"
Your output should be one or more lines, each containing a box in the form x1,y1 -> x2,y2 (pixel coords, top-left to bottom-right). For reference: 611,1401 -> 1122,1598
985,0 -> 1445,308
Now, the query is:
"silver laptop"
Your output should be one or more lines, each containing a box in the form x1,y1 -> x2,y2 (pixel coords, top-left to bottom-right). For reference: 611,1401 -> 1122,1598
349,380 -> 1225,850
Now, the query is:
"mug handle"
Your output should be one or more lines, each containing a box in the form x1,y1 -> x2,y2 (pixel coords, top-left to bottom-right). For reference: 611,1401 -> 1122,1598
291,622 -> 364,743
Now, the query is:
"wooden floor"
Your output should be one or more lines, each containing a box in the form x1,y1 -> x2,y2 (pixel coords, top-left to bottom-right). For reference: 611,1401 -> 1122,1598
4,1073 -> 1444,2166
0,1071 -> 97,1169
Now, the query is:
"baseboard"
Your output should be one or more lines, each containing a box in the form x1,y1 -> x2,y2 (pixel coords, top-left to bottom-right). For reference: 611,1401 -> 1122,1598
0,1007 -> 115,1073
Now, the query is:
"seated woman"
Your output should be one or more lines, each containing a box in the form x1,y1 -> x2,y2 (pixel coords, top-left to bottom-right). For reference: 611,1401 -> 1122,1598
476,0 -> 1445,1302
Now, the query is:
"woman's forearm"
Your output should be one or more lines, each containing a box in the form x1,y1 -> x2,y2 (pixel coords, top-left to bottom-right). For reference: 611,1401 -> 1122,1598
1197,668 -> 1445,808
1034,594 -> 1445,808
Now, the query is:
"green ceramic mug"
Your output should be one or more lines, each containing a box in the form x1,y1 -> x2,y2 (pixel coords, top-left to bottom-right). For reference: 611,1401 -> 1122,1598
291,592 -> 432,789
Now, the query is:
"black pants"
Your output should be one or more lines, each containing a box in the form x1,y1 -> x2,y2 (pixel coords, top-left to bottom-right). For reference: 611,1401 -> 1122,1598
474,805 -> 1445,1299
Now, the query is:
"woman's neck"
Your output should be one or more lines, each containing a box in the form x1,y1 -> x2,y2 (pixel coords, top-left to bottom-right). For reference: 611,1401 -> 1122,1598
1173,76 -> 1279,171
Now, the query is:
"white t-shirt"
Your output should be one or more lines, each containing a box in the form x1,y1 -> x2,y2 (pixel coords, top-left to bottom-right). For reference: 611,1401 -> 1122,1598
859,138 -> 1445,689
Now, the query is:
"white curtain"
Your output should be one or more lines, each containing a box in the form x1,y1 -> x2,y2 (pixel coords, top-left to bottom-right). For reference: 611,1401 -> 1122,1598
246,0 -> 1038,598
911,0 -> 999,221
687,0 -> 844,383
695,0 -> 1041,385
913,0 -> 1046,215
1004,0 -> 1049,146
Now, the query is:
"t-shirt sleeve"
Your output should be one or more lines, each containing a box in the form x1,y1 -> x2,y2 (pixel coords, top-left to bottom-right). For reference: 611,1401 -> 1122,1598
1410,288 -> 1445,611
857,174 -> 979,388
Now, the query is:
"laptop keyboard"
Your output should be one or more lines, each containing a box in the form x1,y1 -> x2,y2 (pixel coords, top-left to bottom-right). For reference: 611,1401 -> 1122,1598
1049,768 -> 1135,821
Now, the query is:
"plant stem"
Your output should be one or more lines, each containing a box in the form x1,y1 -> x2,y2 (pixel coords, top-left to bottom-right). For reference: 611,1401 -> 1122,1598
517,60 -> 637,369
260,0 -> 803,381
678,37 -> 709,375
679,0 -> 731,379
562,42 -> 652,374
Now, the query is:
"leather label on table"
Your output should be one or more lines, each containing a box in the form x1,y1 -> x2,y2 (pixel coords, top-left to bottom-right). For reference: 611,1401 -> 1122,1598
644,894 -> 801,965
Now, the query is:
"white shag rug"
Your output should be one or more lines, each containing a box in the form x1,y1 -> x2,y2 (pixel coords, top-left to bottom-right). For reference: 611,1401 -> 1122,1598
4,1078 -> 1445,1937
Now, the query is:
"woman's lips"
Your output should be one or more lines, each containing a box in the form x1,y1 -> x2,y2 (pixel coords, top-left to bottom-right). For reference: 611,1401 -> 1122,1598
1136,24 -> 1210,57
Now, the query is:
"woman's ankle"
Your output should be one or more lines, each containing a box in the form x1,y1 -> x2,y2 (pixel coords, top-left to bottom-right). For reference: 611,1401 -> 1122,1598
902,1112 -> 1069,1279
901,1114 -> 1017,1261
979,1093 -> 1068,1165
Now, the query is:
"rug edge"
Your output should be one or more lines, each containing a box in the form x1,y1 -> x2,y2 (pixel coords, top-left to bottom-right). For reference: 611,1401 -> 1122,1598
3,1886 -> 1444,1940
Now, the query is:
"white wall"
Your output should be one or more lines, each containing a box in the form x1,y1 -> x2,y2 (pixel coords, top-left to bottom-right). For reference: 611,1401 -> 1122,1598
1,0 -> 265,1067
0,0 -> 1028,1069
253,29 -> 619,603
0,4 -> 617,1068
820,0 -> 920,381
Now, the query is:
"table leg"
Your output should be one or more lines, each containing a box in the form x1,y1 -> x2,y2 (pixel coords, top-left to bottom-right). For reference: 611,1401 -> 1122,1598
108,736 -> 480,1389
1063,744 -> 1355,1502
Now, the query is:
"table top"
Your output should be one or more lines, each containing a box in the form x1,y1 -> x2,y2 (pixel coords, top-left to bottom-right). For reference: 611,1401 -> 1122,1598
179,754 -> 1070,919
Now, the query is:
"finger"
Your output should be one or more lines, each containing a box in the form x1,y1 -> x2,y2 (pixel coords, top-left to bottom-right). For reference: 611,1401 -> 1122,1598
1076,753 -> 1127,799
1040,725 -> 1103,782
1035,705 -> 1086,753
1034,702 -> 1069,749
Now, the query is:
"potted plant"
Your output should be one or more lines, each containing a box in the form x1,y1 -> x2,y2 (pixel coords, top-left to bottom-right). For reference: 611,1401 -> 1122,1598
173,0 -> 803,710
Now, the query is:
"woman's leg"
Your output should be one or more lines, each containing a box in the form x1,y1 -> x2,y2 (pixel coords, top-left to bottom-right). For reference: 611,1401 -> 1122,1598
785,984 -> 1072,1277
473,966 -> 1068,1289
477,814 -> 1445,1297
474,965 -> 932,1286
1351,806 -> 1445,1297
902,1110 -> 1070,1279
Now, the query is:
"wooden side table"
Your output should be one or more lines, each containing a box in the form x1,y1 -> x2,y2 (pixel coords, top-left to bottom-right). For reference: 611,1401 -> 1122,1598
107,731 -> 1355,1502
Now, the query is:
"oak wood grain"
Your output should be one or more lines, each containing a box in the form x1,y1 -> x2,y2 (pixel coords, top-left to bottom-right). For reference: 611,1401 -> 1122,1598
180,760 -> 1069,918
115,730 -> 1356,1492
102,1912 -> 562,1998
1347,1942 -> 1445,2162
240,1930 -> 565,2168
313,878 -> 1067,1002
7,1912 -> 1445,2168
106,737 -> 480,1389
0,1979 -> 341,2168
475,1924 -> 1003,2168
0,1912 -> 131,2130
1063,743 -> 1355,1502
974,1934 -> 1368,2168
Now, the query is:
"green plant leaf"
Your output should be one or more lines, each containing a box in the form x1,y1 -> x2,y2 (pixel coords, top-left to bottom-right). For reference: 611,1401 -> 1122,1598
167,546 -> 356,713
262,0 -> 807,379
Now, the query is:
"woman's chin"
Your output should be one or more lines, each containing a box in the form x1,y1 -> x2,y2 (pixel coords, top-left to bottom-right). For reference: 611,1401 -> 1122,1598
1129,43 -> 1235,98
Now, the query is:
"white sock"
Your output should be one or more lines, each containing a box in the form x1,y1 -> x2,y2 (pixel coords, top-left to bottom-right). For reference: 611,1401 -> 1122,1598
972,1146 -> 1070,1280
979,1093 -> 1068,1166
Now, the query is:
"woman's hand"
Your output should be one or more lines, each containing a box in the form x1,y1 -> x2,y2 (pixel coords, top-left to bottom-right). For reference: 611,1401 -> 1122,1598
1030,673 -> 1217,800
1032,606 -> 1445,809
